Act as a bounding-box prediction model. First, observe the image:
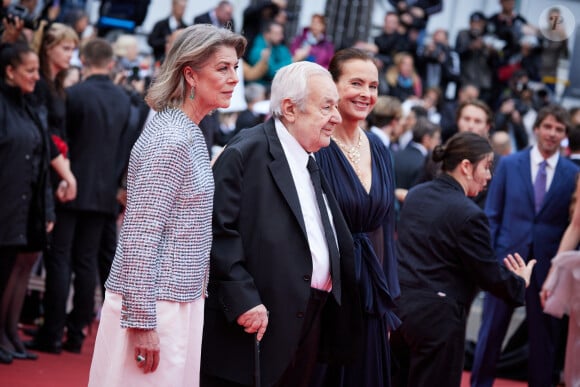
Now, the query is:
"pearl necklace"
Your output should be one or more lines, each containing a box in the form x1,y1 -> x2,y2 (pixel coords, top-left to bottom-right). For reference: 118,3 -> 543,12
332,130 -> 363,178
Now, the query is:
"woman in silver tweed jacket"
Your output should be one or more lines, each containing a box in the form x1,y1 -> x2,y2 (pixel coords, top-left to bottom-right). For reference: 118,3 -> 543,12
89,25 -> 246,387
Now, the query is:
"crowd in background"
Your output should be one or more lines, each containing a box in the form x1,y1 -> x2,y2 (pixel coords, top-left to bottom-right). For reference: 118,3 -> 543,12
0,0 -> 579,386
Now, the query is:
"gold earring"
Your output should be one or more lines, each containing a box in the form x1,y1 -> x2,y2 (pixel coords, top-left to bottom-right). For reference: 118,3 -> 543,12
189,87 -> 195,100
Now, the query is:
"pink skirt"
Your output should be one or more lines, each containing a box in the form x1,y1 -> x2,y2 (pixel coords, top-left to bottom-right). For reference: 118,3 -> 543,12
88,291 -> 205,387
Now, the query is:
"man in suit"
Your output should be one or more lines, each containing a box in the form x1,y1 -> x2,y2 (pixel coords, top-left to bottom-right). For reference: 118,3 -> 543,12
471,104 -> 579,387
193,1 -> 235,31
394,117 -> 440,191
147,0 -> 188,62
27,38 -> 132,354
440,83 -> 480,142
201,62 -> 360,387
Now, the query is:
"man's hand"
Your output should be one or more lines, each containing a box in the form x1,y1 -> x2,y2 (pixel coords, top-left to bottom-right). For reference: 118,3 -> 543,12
1,16 -> 24,43
237,304 -> 269,341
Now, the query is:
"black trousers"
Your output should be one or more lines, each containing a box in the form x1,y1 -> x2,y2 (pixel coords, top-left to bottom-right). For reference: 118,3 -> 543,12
37,208 -> 107,344
390,287 -> 468,387
201,288 -> 329,387
0,247 -> 18,302
97,215 -> 118,301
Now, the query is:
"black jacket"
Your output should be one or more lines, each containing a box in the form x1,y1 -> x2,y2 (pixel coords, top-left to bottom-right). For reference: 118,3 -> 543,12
202,119 -> 361,386
64,74 -> 132,215
397,173 -> 525,308
147,16 -> 188,61
0,82 -> 54,249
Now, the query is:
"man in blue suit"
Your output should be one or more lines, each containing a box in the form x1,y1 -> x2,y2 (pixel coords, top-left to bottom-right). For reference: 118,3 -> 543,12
471,105 -> 578,387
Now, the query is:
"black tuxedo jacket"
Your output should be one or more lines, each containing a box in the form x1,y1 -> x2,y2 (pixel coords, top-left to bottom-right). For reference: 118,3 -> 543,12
64,75 -> 131,215
201,119 -> 360,386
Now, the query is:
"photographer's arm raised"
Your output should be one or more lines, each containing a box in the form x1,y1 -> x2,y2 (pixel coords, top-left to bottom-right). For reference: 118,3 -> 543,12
1,16 -> 24,43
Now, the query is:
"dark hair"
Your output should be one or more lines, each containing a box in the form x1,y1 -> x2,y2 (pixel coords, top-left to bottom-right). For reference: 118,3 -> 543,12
81,38 -> 113,68
410,105 -> 428,119
262,20 -> 283,34
328,47 -> 375,83
412,118 -> 440,143
0,42 -> 36,82
432,132 -> 492,172
534,104 -> 571,134
568,126 -> 580,152
62,9 -> 88,33
456,99 -> 493,126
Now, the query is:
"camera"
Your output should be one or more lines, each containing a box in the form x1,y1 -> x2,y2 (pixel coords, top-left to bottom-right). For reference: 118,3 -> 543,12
126,66 -> 140,82
2,4 -> 39,30
1,0 -> 54,31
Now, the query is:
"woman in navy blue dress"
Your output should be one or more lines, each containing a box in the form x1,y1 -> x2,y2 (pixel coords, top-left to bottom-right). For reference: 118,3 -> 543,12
315,48 -> 399,387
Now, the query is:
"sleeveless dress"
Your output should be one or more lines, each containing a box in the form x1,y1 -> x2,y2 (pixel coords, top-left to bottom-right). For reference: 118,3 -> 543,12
315,131 -> 400,387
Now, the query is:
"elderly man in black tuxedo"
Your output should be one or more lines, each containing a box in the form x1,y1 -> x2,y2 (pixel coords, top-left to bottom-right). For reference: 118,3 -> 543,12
201,61 -> 361,387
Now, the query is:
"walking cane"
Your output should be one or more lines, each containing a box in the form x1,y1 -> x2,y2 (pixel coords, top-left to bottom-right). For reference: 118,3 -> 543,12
254,333 -> 261,387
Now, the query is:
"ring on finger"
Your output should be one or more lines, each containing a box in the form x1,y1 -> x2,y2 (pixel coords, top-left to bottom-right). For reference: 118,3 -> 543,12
136,354 -> 146,363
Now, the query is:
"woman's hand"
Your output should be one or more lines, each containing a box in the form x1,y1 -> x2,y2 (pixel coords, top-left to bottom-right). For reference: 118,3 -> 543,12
539,266 -> 556,308
129,328 -> 160,374
503,253 -> 536,288
539,286 -> 552,308
55,176 -> 77,202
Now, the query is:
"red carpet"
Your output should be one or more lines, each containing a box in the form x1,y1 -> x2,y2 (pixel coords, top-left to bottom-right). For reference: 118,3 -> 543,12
0,324 -> 95,386
0,324 -> 526,386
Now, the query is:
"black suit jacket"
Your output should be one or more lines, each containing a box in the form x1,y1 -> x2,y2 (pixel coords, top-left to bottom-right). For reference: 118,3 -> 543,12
64,75 -> 131,215
193,11 -> 235,31
394,143 -> 426,189
147,17 -> 188,60
201,119 -> 360,386
397,174 -> 526,308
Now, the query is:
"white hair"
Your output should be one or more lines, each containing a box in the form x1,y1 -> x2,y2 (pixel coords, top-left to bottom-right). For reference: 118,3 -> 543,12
269,61 -> 331,118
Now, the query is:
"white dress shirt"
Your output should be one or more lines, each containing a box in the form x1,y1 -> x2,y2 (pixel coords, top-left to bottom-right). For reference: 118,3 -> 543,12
275,119 -> 333,291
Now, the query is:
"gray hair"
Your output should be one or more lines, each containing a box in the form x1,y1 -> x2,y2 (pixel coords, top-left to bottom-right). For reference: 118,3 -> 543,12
145,24 -> 246,111
244,83 -> 266,103
270,61 -> 331,118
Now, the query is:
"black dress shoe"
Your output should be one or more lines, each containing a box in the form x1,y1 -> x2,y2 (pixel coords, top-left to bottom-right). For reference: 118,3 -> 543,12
22,327 -> 39,337
62,339 -> 82,354
11,350 -> 38,360
24,339 -> 62,354
0,347 -> 13,364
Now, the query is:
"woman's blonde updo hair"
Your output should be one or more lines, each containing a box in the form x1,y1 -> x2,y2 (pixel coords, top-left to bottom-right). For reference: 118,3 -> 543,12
145,24 -> 247,112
